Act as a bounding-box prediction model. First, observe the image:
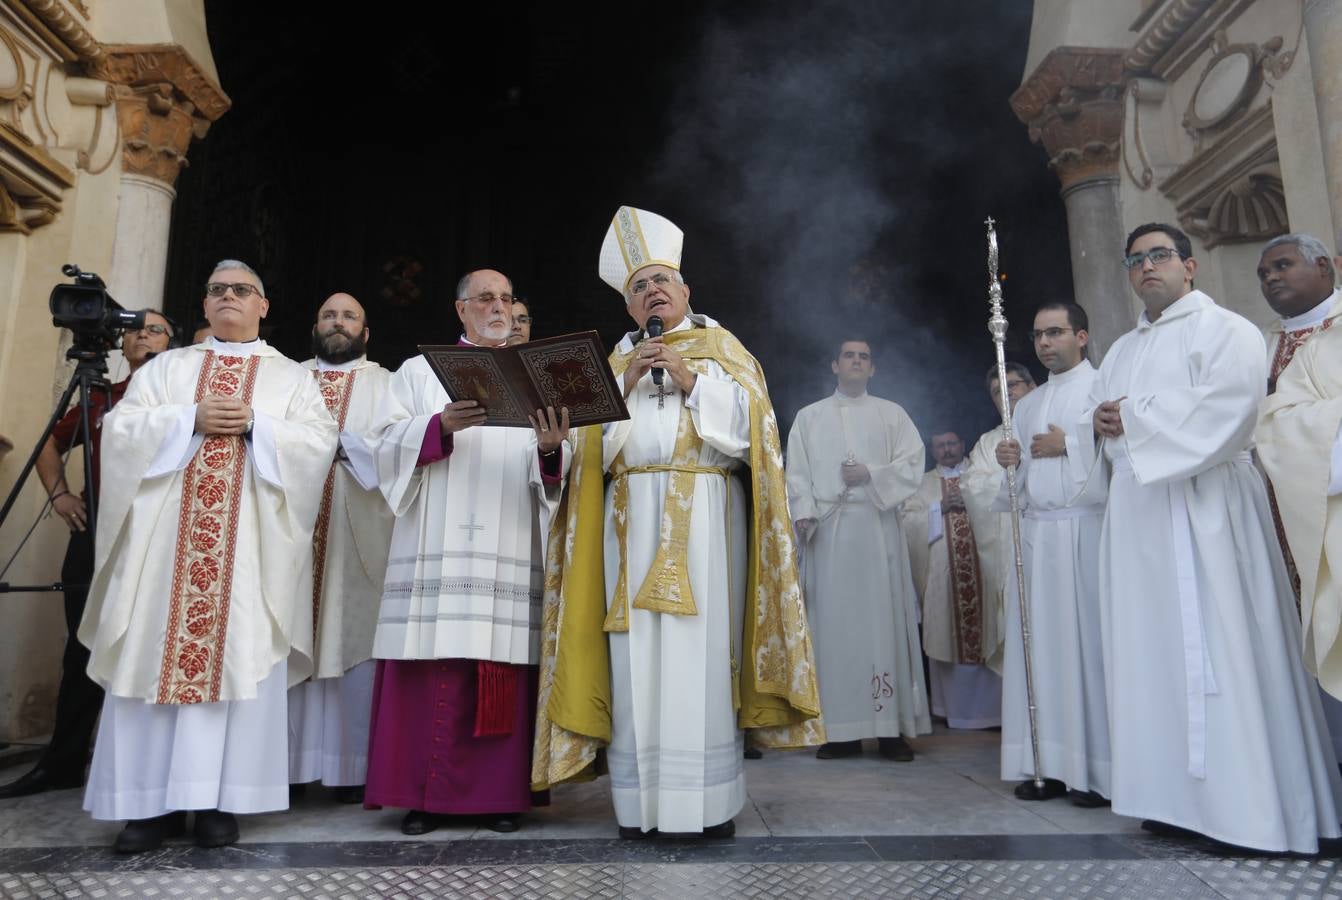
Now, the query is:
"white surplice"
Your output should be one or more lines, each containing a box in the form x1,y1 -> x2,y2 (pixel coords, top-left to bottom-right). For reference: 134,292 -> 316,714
604,315 -> 749,833
993,360 -> 1110,793
288,356 -> 395,786
81,338 -> 337,820
786,390 -> 930,741
370,353 -> 568,665
1076,289 -> 1342,852
903,464 -> 1001,729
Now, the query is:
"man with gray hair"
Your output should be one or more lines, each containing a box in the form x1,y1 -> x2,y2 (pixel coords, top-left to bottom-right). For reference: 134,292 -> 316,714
78,260 -> 338,852
1260,233 -> 1340,394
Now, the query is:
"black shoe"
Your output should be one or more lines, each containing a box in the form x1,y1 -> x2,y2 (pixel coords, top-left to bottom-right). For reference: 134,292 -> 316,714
701,819 -> 736,838
288,783 -> 308,800
0,765 -> 84,799
193,809 -> 239,848
743,747 -> 763,760
815,740 -> 862,759
1068,789 -> 1110,808
619,825 -> 656,840
486,815 -> 520,833
332,785 -> 364,805
401,809 -> 440,835
878,737 -> 915,762
1014,778 -> 1068,801
113,811 -> 187,854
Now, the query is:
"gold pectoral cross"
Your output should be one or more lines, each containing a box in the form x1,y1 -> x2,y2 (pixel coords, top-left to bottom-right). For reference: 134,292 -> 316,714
648,381 -> 674,410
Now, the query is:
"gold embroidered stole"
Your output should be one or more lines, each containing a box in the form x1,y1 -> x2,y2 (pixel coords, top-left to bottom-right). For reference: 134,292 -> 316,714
941,475 -> 986,664
1267,319 -> 1332,605
603,387 -> 728,632
156,352 -> 261,704
310,369 -> 357,651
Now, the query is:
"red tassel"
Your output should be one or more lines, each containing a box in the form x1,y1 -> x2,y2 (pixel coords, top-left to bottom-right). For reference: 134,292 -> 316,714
474,660 -> 518,737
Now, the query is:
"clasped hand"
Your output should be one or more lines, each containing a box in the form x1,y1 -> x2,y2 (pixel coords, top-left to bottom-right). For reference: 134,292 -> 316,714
195,395 -> 252,435
1093,399 -> 1125,439
622,337 -> 697,398
841,461 -> 870,486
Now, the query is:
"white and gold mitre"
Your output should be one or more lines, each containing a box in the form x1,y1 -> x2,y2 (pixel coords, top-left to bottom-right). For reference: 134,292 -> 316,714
599,205 -> 683,295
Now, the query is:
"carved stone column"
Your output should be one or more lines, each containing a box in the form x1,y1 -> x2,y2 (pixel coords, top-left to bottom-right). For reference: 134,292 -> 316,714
1304,0 -> 1342,246
1011,48 -> 1130,361
90,48 -> 230,312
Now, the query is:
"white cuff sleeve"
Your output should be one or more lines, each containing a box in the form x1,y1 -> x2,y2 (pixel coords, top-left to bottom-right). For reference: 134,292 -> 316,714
927,502 -> 943,545
684,375 -> 703,408
248,411 -> 282,488
145,406 -> 203,478
338,431 -> 378,491
1330,421 -> 1342,496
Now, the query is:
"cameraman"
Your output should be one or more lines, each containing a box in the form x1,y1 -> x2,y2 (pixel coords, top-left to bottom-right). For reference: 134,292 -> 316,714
0,311 -> 173,798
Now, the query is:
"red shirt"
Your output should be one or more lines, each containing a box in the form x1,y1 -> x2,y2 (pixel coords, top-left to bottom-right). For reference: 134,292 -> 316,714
50,378 -> 128,502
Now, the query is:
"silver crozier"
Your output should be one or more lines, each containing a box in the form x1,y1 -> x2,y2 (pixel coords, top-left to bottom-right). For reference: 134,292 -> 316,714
985,216 -> 1044,793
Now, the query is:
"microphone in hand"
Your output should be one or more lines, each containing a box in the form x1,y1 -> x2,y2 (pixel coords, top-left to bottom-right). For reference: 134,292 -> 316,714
646,315 -> 664,386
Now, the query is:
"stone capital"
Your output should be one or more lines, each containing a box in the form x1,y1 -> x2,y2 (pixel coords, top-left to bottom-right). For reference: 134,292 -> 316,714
89,44 -> 230,187
1011,47 -> 1126,191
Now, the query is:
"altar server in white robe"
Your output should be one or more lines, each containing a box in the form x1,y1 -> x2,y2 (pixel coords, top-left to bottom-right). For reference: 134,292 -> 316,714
903,430 -> 1001,729
787,339 -> 929,761
288,293 -> 394,802
1077,223 -> 1342,853
992,302 -> 1110,806
364,269 -> 570,837
80,260 -> 337,853
961,362 -> 1035,673
530,207 -> 822,840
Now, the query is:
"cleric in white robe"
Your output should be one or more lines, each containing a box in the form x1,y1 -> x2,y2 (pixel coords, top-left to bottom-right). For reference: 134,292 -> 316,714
991,303 -> 1110,806
1076,223 -> 1342,853
787,339 -> 929,761
80,260 -> 337,853
531,206 -> 822,840
288,293 -> 395,801
364,269 -> 570,837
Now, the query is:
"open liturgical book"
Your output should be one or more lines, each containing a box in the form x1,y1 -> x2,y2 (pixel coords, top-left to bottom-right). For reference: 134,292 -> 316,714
420,331 -> 630,428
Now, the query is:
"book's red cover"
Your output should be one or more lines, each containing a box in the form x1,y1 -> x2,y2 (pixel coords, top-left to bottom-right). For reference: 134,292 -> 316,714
420,331 -> 629,428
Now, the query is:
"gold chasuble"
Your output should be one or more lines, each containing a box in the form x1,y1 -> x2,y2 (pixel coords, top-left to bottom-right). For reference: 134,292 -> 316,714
941,475 -> 986,665
533,325 -> 823,790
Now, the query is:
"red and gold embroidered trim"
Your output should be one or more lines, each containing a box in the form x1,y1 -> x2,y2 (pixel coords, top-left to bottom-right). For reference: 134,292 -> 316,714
942,476 -> 985,665
156,352 -> 260,704
1266,320 -> 1331,608
310,369 -> 357,651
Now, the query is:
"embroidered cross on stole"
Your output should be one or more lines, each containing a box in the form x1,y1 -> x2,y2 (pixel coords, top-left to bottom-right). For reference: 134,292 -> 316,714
310,369 -> 358,654
1266,319 -> 1333,606
156,352 -> 261,704
941,475 -> 986,665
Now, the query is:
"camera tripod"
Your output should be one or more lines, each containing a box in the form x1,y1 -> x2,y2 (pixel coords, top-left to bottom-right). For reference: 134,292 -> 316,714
0,341 -> 112,595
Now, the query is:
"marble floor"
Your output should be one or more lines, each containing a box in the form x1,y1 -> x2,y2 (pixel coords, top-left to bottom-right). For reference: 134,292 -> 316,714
0,725 -> 1338,898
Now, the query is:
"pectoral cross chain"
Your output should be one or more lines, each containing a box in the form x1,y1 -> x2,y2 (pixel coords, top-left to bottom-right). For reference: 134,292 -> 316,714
648,382 -> 675,410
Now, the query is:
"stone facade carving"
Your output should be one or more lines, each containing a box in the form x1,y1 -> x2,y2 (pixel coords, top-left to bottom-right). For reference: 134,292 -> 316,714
1010,47 -> 1126,190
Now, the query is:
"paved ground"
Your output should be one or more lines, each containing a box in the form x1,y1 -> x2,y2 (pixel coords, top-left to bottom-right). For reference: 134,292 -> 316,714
0,726 -> 1337,898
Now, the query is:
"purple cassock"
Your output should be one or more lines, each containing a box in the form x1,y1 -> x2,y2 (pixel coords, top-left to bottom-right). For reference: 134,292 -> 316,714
364,341 -> 559,815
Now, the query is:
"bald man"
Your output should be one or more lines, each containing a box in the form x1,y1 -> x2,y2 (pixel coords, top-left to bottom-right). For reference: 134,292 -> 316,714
288,293 -> 395,803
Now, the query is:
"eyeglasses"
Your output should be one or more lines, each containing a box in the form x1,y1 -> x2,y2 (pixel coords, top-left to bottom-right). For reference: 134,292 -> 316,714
205,282 -> 263,299
134,324 -> 170,336
464,292 -> 514,306
629,273 -> 675,295
1028,327 -> 1074,342
1121,247 -> 1181,270
513,315 -> 534,325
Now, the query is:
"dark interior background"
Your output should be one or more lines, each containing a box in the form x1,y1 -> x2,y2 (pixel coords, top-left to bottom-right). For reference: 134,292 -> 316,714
164,0 -> 1074,450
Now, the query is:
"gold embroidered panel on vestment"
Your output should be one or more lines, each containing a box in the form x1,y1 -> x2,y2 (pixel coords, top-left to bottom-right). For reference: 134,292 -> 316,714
310,369 -> 357,654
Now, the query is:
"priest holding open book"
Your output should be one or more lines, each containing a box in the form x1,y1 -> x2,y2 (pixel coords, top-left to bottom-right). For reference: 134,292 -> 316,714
363,269 -> 571,835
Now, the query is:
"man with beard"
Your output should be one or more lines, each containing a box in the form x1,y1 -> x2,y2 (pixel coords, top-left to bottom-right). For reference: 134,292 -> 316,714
287,293 -> 395,804
0,312 -> 173,800
1075,223 -> 1341,852
365,269 -> 570,834
904,427 -> 1002,730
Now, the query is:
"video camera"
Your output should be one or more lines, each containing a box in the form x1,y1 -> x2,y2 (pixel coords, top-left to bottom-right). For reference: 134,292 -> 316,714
49,265 -> 144,346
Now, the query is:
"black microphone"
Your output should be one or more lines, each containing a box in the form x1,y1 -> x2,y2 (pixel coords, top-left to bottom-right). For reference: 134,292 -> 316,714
646,315 -> 664,386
